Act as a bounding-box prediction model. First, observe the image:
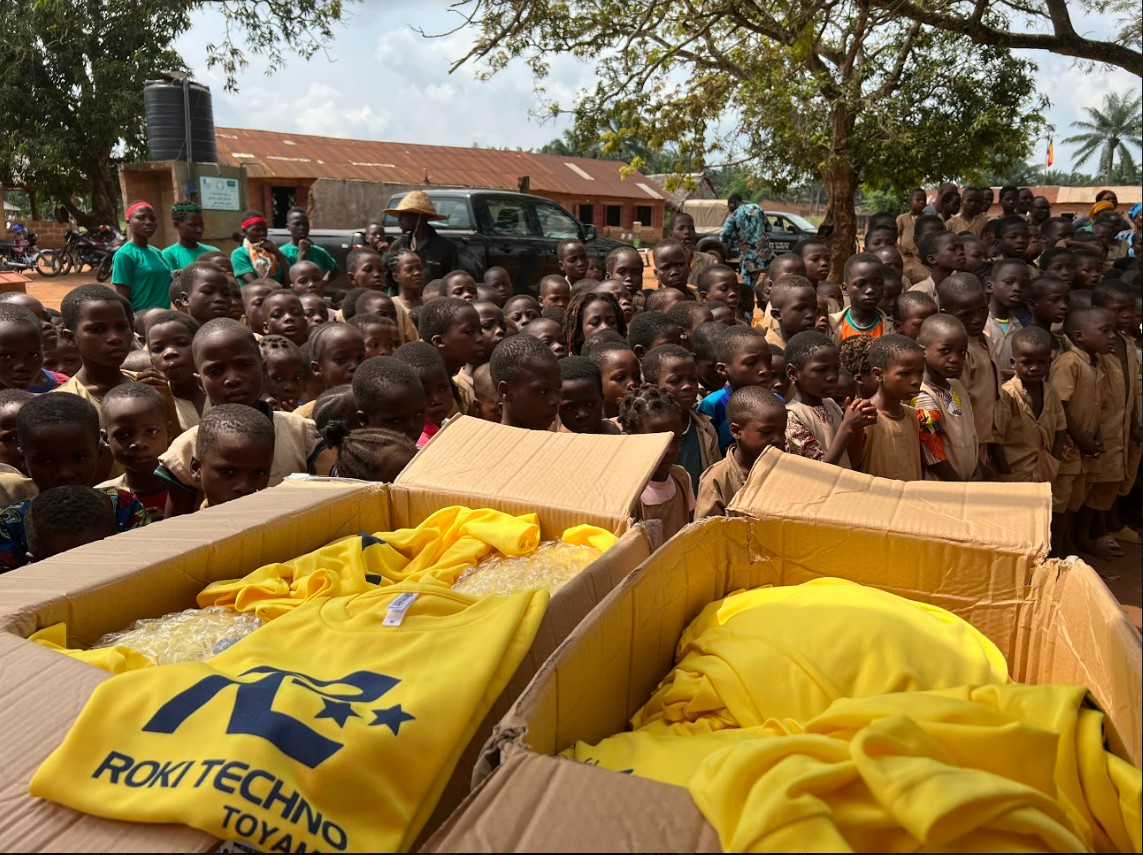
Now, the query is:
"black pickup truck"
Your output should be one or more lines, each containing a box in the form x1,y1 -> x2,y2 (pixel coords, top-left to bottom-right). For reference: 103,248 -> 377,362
271,189 -> 630,292
382,189 -> 631,289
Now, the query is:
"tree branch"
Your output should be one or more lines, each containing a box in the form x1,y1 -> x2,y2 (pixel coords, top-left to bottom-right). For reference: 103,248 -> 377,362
870,0 -> 1142,76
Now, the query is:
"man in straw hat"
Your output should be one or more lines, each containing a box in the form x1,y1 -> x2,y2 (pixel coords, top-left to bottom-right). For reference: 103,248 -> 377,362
384,191 -> 460,282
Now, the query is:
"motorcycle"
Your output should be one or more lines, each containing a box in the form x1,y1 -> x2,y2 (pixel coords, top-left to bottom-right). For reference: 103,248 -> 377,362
0,222 -> 60,275
54,225 -> 122,278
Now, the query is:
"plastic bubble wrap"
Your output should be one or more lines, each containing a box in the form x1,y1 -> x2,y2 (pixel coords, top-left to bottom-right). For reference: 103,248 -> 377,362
92,606 -> 264,665
452,541 -> 603,596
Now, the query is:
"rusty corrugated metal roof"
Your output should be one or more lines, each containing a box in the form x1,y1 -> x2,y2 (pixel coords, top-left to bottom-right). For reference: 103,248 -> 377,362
214,127 -> 666,202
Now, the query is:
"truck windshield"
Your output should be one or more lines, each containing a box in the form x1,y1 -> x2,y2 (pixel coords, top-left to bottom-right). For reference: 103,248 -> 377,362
383,197 -> 472,231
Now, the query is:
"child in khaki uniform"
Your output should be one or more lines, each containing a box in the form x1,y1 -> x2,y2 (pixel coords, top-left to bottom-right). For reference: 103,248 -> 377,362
783,331 -> 877,469
157,319 -> 331,517
1086,282 -> 1141,554
1049,306 -> 1113,557
994,327 -> 1066,485
939,274 -> 1004,474
620,385 -> 694,540
860,334 -> 924,481
994,328 -> 1070,555
914,314 -> 979,481
696,387 -> 787,518
765,275 -> 818,352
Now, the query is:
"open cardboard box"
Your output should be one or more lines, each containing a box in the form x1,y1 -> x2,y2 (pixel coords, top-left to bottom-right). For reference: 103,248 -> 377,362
0,416 -> 669,852
425,448 -> 1143,852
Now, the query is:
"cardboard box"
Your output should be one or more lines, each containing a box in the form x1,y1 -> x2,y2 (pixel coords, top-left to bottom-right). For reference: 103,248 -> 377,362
425,448 -> 1143,852
0,416 -> 669,852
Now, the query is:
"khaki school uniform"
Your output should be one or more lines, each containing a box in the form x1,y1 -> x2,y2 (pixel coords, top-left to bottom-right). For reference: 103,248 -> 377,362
859,406 -> 922,481
687,249 -> 720,287
915,378 -> 978,481
1049,350 -> 1104,512
994,376 -> 1065,485
896,212 -> 920,258
695,449 -> 749,518
173,394 -> 204,434
944,213 -> 988,238
691,410 -> 722,472
51,371 -> 137,417
786,398 -> 852,469
634,464 -> 693,541
293,399 -> 317,419
962,337 -> 1002,465
764,327 -> 787,351
902,256 -> 930,289
1085,352 -> 1127,510
453,370 -> 475,414
1118,332 -> 1142,497
908,276 -> 938,303
157,410 -> 332,506
983,313 -> 1022,380
390,298 -> 422,344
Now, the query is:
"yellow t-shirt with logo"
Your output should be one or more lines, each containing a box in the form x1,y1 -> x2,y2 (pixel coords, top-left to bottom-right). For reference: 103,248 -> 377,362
30,583 -> 549,852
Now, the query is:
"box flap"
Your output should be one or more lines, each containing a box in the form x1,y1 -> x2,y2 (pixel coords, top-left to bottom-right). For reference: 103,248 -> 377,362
1020,557 -> 1142,767
397,416 -> 669,530
421,749 -> 719,853
730,448 -> 1049,557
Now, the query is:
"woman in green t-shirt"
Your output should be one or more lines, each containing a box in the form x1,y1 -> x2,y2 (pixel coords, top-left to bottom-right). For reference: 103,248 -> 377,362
161,201 -> 218,270
112,201 -> 173,312
230,210 -> 289,285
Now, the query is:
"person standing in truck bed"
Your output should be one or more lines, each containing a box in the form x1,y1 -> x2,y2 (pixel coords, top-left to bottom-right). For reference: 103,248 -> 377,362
383,192 -> 459,283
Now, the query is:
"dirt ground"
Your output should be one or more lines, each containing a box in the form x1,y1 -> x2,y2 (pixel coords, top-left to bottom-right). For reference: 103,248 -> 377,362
21,270 -> 1143,628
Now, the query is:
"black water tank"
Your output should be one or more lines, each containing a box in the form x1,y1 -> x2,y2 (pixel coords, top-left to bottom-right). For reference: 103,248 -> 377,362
143,78 -> 218,163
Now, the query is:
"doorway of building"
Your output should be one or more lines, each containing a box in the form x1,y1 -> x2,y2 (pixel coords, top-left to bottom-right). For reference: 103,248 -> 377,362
270,186 -> 297,227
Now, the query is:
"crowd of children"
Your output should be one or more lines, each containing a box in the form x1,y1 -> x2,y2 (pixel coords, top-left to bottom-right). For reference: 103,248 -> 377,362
0,190 -> 1139,570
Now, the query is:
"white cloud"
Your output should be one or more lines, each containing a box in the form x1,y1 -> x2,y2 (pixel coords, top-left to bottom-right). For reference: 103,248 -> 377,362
173,2 -> 1139,174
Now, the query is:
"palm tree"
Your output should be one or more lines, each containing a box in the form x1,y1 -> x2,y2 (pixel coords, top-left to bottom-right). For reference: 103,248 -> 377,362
1062,92 -> 1142,182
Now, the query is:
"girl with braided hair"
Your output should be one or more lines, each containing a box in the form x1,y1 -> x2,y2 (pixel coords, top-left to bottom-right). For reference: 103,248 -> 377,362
619,384 -> 694,538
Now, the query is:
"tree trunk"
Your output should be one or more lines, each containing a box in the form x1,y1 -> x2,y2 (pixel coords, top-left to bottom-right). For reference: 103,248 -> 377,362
63,154 -> 119,231
88,154 -> 119,227
818,103 -> 860,283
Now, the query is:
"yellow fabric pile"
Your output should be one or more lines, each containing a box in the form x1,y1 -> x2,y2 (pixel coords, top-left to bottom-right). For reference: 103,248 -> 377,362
563,578 -> 1141,853
32,507 -> 617,672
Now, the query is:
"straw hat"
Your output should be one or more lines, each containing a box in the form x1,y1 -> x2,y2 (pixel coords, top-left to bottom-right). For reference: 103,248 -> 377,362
383,191 -> 447,220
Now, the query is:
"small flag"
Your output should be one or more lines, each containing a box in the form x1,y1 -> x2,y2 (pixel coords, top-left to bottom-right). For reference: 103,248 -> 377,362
1046,137 -> 1054,168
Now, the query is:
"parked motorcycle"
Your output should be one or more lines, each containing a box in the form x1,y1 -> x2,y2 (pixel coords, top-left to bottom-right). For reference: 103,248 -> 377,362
0,222 -> 60,275
54,225 -> 122,277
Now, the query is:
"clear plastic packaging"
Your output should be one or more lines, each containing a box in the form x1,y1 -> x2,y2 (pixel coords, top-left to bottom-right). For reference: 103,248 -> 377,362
452,541 -> 603,596
92,606 -> 264,665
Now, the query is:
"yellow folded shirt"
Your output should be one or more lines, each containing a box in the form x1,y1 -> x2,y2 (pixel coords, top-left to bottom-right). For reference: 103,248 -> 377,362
688,683 -> 1141,854
31,583 -> 550,853
29,623 -> 153,674
632,578 -> 1010,734
198,507 -> 613,622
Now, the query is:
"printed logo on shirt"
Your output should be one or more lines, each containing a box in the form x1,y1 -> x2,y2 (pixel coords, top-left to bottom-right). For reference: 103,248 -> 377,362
88,667 -> 416,851
142,665 -> 415,767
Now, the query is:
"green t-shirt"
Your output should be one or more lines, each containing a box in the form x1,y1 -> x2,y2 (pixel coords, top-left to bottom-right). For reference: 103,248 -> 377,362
111,242 -> 172,311
280,242 -> 337,273
160,242 -> 218,271
231,246 -> 286,284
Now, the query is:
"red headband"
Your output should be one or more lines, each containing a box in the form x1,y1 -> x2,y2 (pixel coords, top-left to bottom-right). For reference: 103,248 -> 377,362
125,202 -> 153,219
242,216 -> 268,230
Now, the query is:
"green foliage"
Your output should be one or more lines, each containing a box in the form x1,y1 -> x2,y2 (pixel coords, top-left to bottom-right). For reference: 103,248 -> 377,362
0,0 -> 188,225
451,0 -> 1044,276
859,188 -> 906,216
0,0 -> 352,225
1062,92 -> 1142,182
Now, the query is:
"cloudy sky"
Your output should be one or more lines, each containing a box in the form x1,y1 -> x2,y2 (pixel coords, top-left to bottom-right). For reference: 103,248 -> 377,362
173,2 -> 1138,179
